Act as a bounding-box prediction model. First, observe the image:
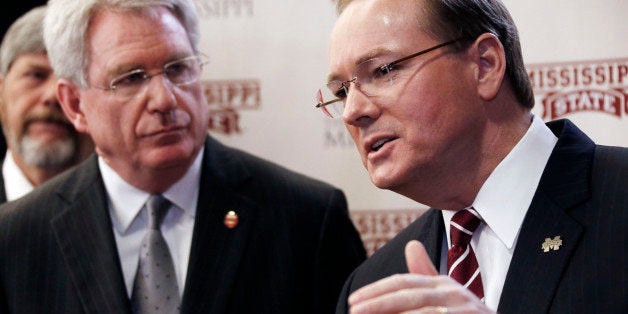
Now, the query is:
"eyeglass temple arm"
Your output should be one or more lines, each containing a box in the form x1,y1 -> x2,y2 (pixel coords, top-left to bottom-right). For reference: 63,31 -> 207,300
387,38 -> 464,68
316,97 -> 344,108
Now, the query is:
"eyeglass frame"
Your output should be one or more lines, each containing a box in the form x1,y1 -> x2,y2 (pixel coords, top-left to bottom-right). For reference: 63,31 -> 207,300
89,54 -> 209,97
316,37 -> 466,110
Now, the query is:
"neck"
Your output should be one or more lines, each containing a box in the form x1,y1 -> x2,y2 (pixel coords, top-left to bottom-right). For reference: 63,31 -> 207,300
398,98 -> 533,210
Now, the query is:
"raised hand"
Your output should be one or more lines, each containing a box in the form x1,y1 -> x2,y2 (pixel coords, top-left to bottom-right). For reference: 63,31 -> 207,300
348,240 -> 494,314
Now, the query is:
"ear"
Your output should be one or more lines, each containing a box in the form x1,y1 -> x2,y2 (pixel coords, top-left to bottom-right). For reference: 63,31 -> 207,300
57,78 -> 90,134
472,33 -> 506,101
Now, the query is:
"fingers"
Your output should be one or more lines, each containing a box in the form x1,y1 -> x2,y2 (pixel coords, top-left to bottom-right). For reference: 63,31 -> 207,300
349,273 -> 437,305
348,278 -> 487,314
348,240 -> 495,314
349,280 -> 450,314
405,240 -> 438,275
349,240 -> 439,308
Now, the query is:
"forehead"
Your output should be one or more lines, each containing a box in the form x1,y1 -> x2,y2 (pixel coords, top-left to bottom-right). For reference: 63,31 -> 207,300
7,53 -> 51,73
88,7 -> 193,72
329,0 -> 429,72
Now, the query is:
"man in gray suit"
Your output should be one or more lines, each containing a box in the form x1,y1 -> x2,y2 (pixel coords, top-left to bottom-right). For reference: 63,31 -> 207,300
315,0 -> 628,313
0,6 -> 93,203
0,0 -> 366,313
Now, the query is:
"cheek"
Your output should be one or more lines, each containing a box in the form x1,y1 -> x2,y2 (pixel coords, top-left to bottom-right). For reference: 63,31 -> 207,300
392,92 -> 441,139
402,70 -> 474,128
3,97 -> 31,131
85,105 -> 125,138
180,88 -> 209,122
392,92 -> 468,154
194,101 -> 211,130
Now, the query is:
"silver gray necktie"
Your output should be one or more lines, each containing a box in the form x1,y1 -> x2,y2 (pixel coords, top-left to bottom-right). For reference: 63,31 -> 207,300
131,194 -> 181,313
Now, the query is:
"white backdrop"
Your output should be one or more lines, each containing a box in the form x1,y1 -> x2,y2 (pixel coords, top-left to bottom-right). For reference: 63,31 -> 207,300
195,0 -> 628,212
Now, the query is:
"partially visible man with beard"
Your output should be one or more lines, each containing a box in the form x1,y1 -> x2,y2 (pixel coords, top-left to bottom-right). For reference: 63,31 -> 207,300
0,5 -> 93,203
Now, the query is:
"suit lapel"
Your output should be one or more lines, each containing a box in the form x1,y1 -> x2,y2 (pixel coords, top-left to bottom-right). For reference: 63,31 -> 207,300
498,120 -> 594,313
416,209 -> 445,269
497,193 -> 582,313
50,156 -> 131,313
181,138 -> 259,314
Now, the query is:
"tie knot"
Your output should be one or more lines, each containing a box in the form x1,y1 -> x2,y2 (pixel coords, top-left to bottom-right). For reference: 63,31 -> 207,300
146,194 -> 171,230
450,208 -> 482,246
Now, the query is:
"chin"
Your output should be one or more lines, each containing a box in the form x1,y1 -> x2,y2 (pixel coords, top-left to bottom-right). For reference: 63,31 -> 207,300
368,171 -> 398,191
149,145 -> 196,168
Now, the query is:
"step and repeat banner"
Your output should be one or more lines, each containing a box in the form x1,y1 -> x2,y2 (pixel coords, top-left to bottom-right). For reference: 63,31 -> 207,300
194,0 -> 627,254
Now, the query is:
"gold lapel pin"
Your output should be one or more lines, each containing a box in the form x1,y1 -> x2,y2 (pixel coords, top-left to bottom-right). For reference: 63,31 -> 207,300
541,236 -> 562,252
224,210 -> 239,229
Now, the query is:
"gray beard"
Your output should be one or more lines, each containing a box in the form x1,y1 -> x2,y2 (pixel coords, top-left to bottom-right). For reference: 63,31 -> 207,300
18,135 -> 78,170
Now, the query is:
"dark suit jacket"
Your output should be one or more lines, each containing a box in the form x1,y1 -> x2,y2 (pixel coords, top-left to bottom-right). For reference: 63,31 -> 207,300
0,173 -> 6,204
336,119 -> 628,313
0,151 -> 7,203
0,136 -> 366,314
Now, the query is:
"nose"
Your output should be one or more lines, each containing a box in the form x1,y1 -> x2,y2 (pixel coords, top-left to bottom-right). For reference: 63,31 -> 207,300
145,74 -> 178,114
42,75 -> 60,108
342,84 -> 380,127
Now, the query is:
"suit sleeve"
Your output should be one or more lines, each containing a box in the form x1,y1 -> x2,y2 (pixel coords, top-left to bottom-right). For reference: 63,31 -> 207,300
335,270 -> 356,314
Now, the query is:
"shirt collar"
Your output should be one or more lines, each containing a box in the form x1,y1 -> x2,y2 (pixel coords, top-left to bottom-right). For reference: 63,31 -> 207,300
101,148 -> 204,234
2,150 -> 35,201
443,115 -> 557,249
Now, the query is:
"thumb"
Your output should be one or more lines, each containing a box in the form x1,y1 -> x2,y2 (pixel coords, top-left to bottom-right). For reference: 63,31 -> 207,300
405,240 -> 438,275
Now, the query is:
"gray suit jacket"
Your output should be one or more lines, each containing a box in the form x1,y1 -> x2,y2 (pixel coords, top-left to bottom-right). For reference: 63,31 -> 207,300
336,119 -> 628,313
0,136 -> 366,313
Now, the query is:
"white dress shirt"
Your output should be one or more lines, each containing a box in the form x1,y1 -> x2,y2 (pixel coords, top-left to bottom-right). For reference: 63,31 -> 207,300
440,115 -> 558,310
2,150 -> 35,201
100,149 -> 203,297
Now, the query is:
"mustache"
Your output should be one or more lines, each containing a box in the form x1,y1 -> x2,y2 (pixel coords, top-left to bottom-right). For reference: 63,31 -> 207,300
22,109 -> 75,131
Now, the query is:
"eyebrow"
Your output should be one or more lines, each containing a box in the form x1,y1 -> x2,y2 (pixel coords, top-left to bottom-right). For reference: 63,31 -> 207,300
105,53 -> 194,78
326,47 -> 395,83
24,63 -> 53,72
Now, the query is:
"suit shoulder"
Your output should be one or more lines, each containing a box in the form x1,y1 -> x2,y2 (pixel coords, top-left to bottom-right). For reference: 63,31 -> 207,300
594,145 -> 628,167
588,145 -> 628,207
591,145 -> 628,192
0,157 -> 99,221
0,177 -> 65,224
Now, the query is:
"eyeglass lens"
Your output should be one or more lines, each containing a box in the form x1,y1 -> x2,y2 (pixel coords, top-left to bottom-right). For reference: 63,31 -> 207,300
316,38 -> 462,118
109,56 -> 203,100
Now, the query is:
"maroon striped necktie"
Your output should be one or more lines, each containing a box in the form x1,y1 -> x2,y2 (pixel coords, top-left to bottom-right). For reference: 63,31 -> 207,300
447,207 -> 484,299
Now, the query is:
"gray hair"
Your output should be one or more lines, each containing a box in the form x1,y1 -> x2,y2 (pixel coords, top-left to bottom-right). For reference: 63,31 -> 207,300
0,5 -> 48,77
43,0 -> 200,87
336,0 -> 534,109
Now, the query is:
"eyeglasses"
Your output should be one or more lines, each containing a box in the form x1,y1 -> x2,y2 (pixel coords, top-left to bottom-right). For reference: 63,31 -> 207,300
315,38 -> 462,118
90,55 -> 208,101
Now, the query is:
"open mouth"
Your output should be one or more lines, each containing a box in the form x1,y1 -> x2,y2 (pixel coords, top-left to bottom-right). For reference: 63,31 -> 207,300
371,138 -> 394,152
